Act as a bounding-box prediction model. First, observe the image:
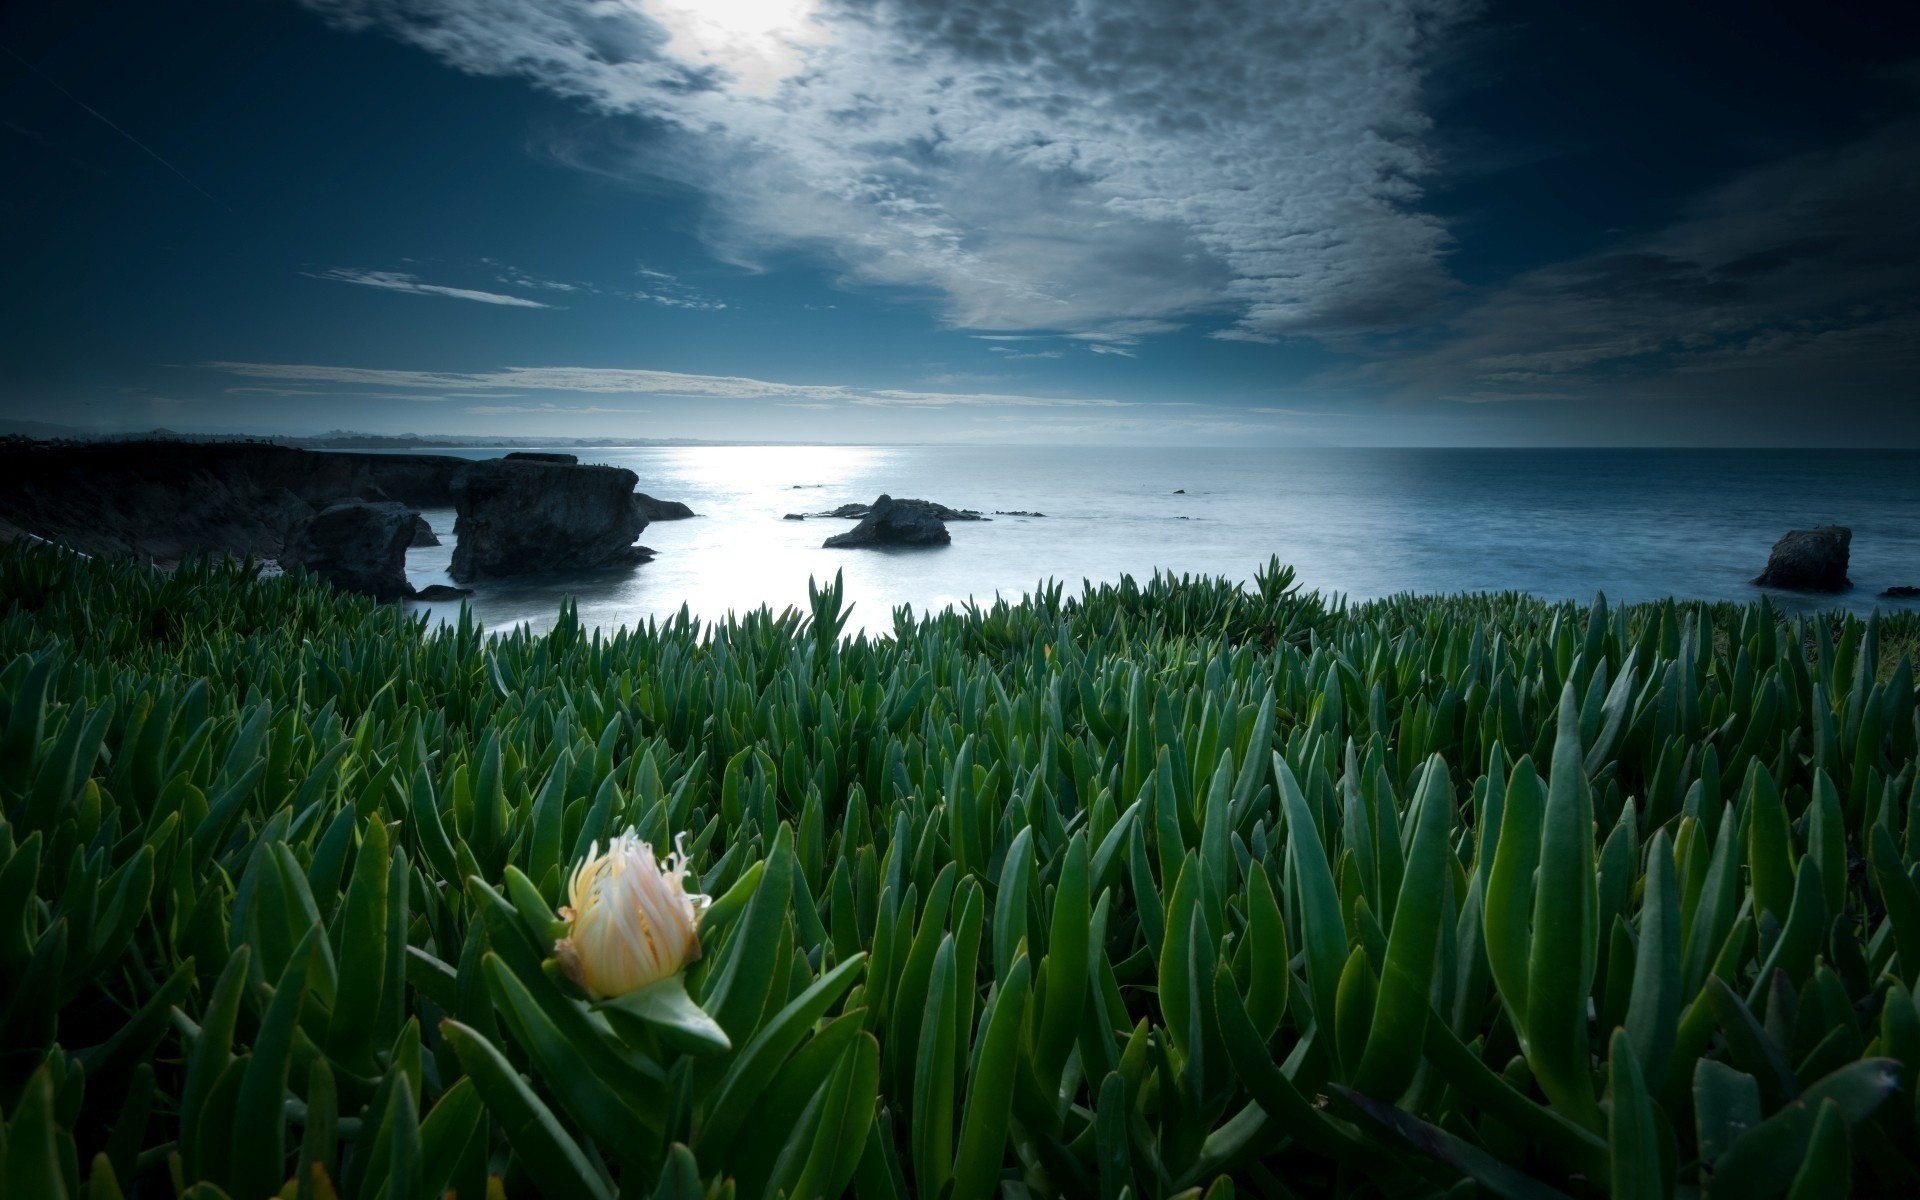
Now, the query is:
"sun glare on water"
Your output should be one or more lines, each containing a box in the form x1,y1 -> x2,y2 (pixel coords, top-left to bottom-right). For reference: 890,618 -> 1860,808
639,0 -> 829,95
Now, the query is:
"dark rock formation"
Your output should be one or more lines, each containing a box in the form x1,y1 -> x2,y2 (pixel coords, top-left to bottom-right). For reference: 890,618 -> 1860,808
783,513 -> 807,521
0,440 -> 467,565
633,492 -> 696,521
410,515 -> 440,547
1753,525 -> 1852,592
450,458 -> 652,581
282,501 -> 418,601
1173,489 -> 1185,494
505,452 -> 578,464
1882,586 -> 1920,599
0,442 -> 694,583
412,583 -> 475,601
994,510 -> 1046,517
809,499 -> 987,521
823,495 -> 952,549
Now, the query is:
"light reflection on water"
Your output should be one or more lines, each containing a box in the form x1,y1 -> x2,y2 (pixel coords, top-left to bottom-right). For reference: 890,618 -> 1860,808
396,446 -> 1920,635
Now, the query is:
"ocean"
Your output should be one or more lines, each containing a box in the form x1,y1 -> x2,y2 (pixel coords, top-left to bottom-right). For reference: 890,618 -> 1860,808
396,446 -> 1920,634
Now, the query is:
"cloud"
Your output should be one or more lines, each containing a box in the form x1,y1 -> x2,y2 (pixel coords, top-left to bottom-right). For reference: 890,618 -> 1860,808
206,359 -> 1128,408
300,0 -> 1468,342
1374,120 -> 1920,422
484,258 -> 730,308
484,260 -> 580,291
310,268 -> 554,307
634,291 -> 727,310
464,402 -> 634,413
850,390 -> 1125,408
1089,344 -> 1137,358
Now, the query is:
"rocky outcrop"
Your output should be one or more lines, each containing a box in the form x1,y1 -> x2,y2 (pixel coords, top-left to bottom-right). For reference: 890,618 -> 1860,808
634,492 -> 695,521
505,452 -> 578,464
807,499 -> 987,521
1753,525 -> 1851,592
823,495 -> 952,549
0,440 -> 467,565
450,458 -> 653,581
994,510 -> 1045,517
282,501 -> 418,601
1883,586 -> 1920,599
410,515 -> 440,547
0,441 -> 693,585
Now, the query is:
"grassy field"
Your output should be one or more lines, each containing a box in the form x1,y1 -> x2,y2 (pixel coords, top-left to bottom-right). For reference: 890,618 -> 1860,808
2,539 -> 1917,1199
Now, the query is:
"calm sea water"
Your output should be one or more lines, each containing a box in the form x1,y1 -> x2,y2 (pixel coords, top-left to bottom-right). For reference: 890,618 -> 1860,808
395,446 -> 1920,634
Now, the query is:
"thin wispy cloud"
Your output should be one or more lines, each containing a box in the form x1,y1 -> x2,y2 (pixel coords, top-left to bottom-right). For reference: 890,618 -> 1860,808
205,360 -> 1132,408
464,402 -> 634,414
309,268 -> 554,308
301,0 -> 1468,343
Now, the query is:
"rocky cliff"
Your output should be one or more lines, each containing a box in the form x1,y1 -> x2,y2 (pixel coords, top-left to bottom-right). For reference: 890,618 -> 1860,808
0,440 -> 466,565
0,441 -> 685,589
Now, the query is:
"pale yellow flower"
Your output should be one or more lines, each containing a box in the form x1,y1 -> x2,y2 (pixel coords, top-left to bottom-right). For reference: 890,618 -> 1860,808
554,832 -> 709,999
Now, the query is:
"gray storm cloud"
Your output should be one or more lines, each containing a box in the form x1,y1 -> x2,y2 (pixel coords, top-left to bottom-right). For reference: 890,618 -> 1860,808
301,0 -> 1467,341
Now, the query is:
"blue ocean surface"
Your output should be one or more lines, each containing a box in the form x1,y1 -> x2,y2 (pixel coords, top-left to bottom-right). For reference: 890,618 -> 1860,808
394,446 -> 1920,634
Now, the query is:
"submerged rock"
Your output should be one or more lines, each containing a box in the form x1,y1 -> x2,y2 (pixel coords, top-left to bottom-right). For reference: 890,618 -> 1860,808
994,510 -> 1046,517
1882,585 -> 1920,599
823,495 -> 953,548
282,500 -> 418,601
410,515 -> 440,547
783,513 -> 807,521
633,492 -> 696,521
1753,525 -> 1851,592
450,459 -> 652,581
411,583 -> 474,601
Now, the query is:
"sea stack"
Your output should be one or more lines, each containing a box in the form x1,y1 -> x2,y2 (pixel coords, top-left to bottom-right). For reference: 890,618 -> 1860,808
1753,525 -> 1851,592
450,458 -> 653,580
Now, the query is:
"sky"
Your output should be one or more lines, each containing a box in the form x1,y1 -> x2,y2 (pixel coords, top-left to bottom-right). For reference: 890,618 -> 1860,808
1,0 -> 1915,446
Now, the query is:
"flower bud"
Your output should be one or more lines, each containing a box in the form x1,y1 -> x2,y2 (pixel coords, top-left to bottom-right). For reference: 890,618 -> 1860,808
554,831 -> 708,999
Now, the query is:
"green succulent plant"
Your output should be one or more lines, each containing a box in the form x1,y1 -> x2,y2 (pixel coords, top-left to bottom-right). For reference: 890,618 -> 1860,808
1,540 -> 1916,1199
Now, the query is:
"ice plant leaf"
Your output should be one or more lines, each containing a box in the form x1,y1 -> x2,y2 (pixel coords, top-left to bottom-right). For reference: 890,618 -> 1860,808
599,973 -> 732,1056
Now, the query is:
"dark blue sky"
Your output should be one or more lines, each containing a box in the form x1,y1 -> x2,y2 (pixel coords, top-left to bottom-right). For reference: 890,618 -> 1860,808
2,0 -> 1915,445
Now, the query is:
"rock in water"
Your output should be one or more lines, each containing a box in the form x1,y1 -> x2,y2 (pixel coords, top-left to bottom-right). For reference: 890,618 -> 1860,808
810,498 -> 987,520
633,492 -> 696,521
411,583 -> 474,601
823,494 -> 952,548
410,514 -> 440,547
1753,525 -> 1851,591
450,459 -> 651,581
283,501 -> 418,601
1882,585 -> 1920,598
